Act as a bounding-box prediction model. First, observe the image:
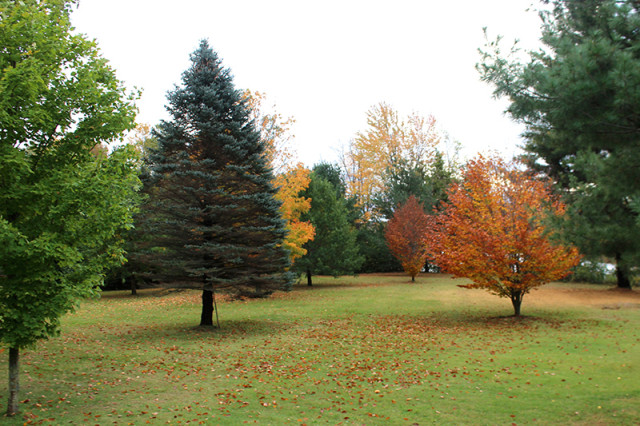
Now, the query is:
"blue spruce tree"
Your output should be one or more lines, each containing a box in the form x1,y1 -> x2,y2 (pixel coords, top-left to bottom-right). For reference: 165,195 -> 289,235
139,40 -> 291,325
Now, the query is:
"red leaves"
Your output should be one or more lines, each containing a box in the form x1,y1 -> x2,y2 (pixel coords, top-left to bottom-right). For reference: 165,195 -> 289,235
385,196 -> 432,281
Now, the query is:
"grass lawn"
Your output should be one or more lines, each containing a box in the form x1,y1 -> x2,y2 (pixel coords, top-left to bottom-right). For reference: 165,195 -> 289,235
0,274 -> 639,425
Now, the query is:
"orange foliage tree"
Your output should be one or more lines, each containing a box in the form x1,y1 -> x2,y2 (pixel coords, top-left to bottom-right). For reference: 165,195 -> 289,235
428,156 -> 580,316
384,195 -> 431,282
244,90 -> 314,263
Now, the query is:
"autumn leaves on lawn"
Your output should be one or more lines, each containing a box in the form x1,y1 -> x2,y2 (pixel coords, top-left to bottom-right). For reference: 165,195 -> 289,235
386,156 -> 580,316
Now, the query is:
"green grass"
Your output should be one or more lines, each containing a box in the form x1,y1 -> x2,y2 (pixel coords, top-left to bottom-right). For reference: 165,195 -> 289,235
1,274 -> 639,425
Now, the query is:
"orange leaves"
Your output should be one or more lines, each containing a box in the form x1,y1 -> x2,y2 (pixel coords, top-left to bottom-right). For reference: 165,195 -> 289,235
428,156 -> 580,311
384,196 -> 432,281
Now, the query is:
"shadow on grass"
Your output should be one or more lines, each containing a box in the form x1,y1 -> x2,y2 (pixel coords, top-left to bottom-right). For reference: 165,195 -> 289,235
108,317 -> 300,345
403,310 -> 577,332
99,287 -> 171,299
290,282 -> 353,291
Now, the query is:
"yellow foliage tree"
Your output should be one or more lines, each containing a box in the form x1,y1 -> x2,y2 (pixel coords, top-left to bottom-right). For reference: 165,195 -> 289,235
340,102 -> 441,219
244,90 -> 296,175
273,165 -> 315,262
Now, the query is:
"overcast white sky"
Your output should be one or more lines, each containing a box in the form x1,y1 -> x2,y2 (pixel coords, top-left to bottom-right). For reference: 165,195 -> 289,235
71,0 -> 543,166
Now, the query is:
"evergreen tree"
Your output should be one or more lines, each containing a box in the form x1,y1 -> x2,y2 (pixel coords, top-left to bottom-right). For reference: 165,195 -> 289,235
138,41 -> 291,325
296,173 -> 363,286
375,151 -> 455,220
478,0 -> 640,288
312,162 -> 347,196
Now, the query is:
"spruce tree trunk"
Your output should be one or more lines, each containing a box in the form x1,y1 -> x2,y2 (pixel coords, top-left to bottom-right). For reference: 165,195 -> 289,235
200,289 -> 214,326
7,347 -> 19,416
615,253 -> 632,289
306,268 -> 312,286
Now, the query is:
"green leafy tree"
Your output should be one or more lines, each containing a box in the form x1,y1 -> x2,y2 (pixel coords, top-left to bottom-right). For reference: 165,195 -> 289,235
356,222 -> 402,273
104,124 -> 159,295
478,0 -> 640,288
137,41 -> 291,325
296,172 -> 363,286
312,161 -> 362,225
0,0 -> 139,416
375,161 -> 432,220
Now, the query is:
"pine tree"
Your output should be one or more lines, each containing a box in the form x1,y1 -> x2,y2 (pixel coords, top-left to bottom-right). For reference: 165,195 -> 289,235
478,0 -> 640,288
138,41 -> 291,325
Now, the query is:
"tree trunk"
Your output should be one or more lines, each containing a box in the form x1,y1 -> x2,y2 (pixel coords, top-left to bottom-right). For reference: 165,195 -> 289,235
615,253 -> 632,289
200,289 -> 214,326
306,268 -> 312,286
7,347 -> 19,416
510,291 -> 523,317
129,277 -> 137,296
411,275 -> 415,283
213,289 -> 220,329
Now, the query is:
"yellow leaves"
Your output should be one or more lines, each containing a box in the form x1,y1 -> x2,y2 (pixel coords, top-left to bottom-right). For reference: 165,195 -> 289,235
243,90 -> 297,174
282,220 -> 315,261
341,102 -> 441,217
273,164 -> 311,221
273,164 -> 315,264
243,90 -> 313,263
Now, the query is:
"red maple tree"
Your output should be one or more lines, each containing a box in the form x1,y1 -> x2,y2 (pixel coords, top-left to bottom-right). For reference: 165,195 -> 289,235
428,156 -> 580,316
385,195 -> 432,282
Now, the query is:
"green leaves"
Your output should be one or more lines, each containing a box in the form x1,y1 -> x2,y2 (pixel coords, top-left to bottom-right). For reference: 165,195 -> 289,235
295,172 -> 363,282
0,0 -> 140,350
